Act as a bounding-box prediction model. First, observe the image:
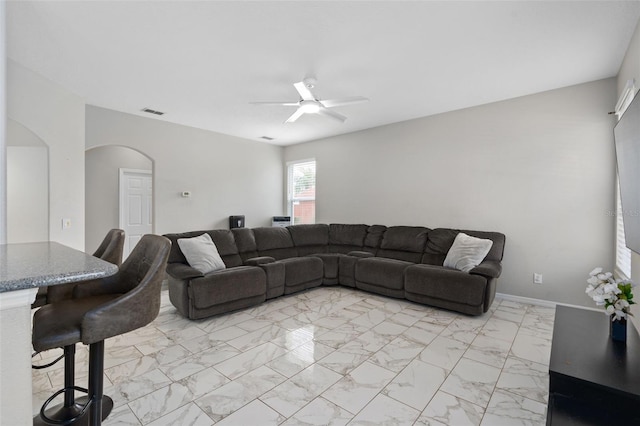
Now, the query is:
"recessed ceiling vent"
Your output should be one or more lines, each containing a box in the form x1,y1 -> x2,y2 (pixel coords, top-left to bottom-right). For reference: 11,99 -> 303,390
141,107 -> 165,116
260,136 -> 275,141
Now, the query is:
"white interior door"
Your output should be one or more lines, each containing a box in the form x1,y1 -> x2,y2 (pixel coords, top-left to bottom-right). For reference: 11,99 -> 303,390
119,168 -> 152,259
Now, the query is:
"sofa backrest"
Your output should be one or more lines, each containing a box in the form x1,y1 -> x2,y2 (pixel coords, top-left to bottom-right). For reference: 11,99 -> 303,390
422,228 -> 506,266
232,228 -> 259,262
288,224 -> 329,256
377,226 -> 430,263
328,224 -> 369,254
252,227 -> 297,260
165,224 -> 505,269
163,229 -> 243,268
363,225 -> 387,254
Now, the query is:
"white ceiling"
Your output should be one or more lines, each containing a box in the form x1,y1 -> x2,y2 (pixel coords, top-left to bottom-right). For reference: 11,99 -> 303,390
8,1 -> 640,146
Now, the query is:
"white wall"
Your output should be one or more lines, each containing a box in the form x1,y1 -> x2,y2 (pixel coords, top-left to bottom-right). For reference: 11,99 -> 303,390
0,1 -> 6,245
7,60 -> 85,249
85,106 -> 284,234
6,119 -> 49,244
285,78 -> 617,307
85,145 -> 152,251
7,147 -> 48,243
617,17 -> 640,333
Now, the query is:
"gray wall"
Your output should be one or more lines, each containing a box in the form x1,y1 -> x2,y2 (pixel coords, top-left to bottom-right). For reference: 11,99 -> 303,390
284,78 -> 617,307
85,106 -> 284,235
6,119 -> 49,243
85,145 -> 152,252
8,60 -> 85,249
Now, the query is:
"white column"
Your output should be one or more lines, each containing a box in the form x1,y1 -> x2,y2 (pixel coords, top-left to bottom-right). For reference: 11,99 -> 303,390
0,288 -> 37,425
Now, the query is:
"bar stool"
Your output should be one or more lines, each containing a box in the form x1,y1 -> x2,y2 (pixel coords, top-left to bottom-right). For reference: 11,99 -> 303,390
36,229 -> 126,307
32,234 -> 170,426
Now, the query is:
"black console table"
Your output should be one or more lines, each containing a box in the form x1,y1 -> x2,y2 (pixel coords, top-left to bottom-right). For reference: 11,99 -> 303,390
547,305 -> 640,425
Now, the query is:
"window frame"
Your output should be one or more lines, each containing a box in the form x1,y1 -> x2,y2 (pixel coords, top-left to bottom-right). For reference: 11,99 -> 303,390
614,79 -> 635,280
286,159 -> 316,225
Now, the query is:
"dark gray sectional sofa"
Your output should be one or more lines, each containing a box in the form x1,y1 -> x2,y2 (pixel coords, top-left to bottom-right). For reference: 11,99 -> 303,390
164,224 -> 505,319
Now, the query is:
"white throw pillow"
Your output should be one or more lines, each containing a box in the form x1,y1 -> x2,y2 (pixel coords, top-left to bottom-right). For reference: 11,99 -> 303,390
177,233 -> 226,274
443,232 -> 493,273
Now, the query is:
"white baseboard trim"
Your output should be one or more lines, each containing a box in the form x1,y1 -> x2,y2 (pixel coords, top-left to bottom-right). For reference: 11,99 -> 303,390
495,292 -> 601,312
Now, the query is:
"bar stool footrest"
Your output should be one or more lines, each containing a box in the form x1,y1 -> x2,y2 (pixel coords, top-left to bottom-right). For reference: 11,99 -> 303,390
33,391 -> 113,426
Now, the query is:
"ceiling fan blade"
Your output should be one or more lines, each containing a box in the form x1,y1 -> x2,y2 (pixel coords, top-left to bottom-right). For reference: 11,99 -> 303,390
293,82 -> 316,101
284,107 -> 306,123
320,96 -> 369,108
318,107 -> 347,123
250,101 -> 299,106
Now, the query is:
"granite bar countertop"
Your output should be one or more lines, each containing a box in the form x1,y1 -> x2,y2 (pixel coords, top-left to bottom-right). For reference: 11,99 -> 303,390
0,242 -> 118,293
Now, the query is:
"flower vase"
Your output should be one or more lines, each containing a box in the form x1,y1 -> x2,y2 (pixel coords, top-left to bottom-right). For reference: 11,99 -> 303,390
610,318 -> 627,342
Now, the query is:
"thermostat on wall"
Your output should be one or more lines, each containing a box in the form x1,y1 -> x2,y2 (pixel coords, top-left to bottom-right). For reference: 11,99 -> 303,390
181,191 -> 191,198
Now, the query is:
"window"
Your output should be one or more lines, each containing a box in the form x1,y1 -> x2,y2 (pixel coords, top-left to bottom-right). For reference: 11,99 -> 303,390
616,179 -> 632,278
614,80 -> 635,279
287,159 -> 316,224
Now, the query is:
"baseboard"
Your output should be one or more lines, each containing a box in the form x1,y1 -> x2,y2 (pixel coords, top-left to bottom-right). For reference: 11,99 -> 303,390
495,292 -> 601,312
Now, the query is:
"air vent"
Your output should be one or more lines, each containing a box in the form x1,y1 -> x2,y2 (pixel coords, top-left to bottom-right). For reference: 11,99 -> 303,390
141,107 -> 165,116
260,136 -> 275,141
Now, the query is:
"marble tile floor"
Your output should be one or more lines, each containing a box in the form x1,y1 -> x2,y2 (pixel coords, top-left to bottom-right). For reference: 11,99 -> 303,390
31,287 -> 554,425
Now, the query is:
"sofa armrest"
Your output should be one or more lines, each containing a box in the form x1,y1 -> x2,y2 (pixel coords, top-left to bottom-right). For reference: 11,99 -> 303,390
246,256 -> 276,266
166,263 -> 204,280
469,261 -> 502,279
347,251 -> 374,258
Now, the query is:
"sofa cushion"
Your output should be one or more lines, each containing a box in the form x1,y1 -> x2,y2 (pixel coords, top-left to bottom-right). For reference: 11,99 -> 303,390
258,262 -> 285,299
165,230 -> 212,264
253,227 -> 297,259
377,226 -> 430,263
209,230 -> 243,267
423,229 -> 505,266
355,257 -> 413,290
311,253 -> 342,281
165,229 -> 242,267
463,230 -> 505,262
189,266 -> 266,309
232,228 -> 259,261
364,225 -> 386,253
166,263 -> 204,280
278,256 -> 324,288
288,224 -> 329,256
405,264 -> 487,307
443,232 -> 493,273
328,224 -> 368,253
178,233 -> 226,274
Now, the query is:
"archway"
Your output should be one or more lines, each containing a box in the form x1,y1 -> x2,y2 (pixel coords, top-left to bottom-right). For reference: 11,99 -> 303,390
7,119 -> 49,243
85,145 -> 154,256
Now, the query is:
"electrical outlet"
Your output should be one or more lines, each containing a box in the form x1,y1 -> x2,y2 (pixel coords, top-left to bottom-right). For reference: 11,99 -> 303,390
533,273 -> 543,284
62,218 -> 71,229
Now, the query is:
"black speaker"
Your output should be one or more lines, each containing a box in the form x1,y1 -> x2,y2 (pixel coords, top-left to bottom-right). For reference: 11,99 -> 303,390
229,215 -> 245,229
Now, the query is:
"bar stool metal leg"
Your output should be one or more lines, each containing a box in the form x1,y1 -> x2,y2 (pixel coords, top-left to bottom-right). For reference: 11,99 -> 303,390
33,342 -> 113,426
88,341 -> 112,426
33,345 -> 89,425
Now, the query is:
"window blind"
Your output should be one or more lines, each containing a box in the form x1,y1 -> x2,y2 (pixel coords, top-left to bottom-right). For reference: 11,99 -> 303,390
616,179 -> 632,279
615,80 -> 635,279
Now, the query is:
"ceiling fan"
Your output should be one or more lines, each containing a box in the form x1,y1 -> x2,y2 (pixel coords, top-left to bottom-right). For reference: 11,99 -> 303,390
250,77 -> 369,124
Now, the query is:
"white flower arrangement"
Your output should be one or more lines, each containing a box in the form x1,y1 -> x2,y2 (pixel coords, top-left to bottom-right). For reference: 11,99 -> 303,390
585,267 -> 635,321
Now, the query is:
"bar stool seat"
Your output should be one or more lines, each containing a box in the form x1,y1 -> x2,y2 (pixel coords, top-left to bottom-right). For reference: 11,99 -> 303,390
32,234 -> 170,426
32,294 -> 121,354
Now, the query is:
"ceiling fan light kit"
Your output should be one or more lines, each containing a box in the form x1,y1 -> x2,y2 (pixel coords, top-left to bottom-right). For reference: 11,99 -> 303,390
251,78 -> 369,124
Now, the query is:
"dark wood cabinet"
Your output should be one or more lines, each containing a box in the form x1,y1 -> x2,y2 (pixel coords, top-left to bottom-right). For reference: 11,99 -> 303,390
547,305 -> 640,425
